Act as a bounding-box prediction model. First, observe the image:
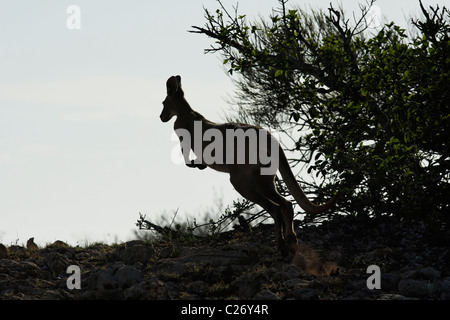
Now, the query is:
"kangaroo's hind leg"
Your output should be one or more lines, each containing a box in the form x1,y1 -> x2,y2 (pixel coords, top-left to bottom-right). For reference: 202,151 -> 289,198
229,173 -> 290,257
254,175 -> 298,257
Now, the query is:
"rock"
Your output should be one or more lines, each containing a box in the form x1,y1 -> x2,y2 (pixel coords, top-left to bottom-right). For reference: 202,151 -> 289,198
325,250 -> 342,262
273,265 -> 302,281
377,294 -> 409,300
293,287 -> 317,300
123,278 -> 168,300
283,278 -> 311,289
48,240 -> 70,249
381,273 -> 399,291
26,238 -> 39,251
0,259 -> 44,298
204,266 -> 234,284
438,278 -> 450,300
364,248 -> 392,261
8,245 -> 27,258
114,265 -> 145,288
0,243 -> 7,258
155,260 -> 189,277
0,259 -> 42,278
41,290 -> 65,300
96,269 -> 122,299
253,290 -> 281,300
93,263 -> 144,299
418,266 -> 441,280
398,279 -> 429,298
44,251 -> 71,277
123,281 -> 147,299
179,292 -> 202,300
283,265 -> 303,279
114,241 -> 155,265
231,272 -> 264,299
399,264 -> 422,279
187,280 -> 205,295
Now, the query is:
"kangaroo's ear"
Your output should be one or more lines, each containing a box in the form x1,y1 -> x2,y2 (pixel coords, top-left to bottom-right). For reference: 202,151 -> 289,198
166,76 -> 179,96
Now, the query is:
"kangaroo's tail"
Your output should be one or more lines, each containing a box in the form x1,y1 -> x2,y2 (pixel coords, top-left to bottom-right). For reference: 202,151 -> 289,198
278,145 -> 339,215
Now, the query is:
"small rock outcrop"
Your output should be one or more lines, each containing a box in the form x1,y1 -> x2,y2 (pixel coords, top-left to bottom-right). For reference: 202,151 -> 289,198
0,216 -> 449,300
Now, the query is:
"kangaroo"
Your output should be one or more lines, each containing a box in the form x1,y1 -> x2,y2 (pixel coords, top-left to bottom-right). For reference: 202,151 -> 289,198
160,75 -> 338,257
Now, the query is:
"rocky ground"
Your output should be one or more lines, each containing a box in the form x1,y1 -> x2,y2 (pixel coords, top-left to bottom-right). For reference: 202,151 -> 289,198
0,214 -> 449,300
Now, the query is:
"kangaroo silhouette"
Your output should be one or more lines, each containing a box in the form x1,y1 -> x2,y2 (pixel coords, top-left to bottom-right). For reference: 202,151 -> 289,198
160,75 -> 338,257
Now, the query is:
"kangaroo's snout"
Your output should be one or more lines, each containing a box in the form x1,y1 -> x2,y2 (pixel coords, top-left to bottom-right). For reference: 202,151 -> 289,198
160,107 -> 172,122
160,114 -> 169,122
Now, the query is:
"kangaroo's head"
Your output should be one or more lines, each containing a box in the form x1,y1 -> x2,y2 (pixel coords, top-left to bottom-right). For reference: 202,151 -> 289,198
160,75 -> 187,122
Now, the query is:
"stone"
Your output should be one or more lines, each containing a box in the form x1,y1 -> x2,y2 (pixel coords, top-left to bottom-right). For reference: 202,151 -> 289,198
94,263 -> 144,299
438,278 -> 450,300
398,279 -> 429,297
283,278 -> 311,289
26,238 -> 39,251
114,265 -> 144,288
0,243 -> 7,258
48,240 -> 69,248
96,270 -> 122,299
187,280 -> 205,295
231,273 -> 261,299
293,287 -> 317,300
273,265 -> 301,281
123,281 -> 148,300
381,273 -> 399,291
44,251 -> 71,277
418,266 -> 441,280
253,290 -> 281,300
41,290 -> 64,300
0,259 -> 42,278
147,276 -> 170,299
8,245 -> 27,258
377,294 -> 409,300
115,241 -> 155,265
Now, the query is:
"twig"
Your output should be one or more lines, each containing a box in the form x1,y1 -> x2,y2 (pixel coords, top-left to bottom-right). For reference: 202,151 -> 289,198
169,207 -> 179,229
141,219 -> 166,234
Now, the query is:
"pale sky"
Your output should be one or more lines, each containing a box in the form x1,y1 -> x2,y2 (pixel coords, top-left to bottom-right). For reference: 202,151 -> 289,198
0,0 -> 445,246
